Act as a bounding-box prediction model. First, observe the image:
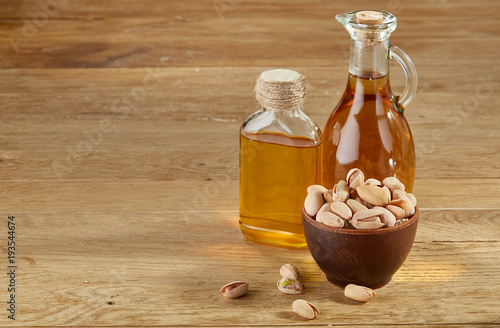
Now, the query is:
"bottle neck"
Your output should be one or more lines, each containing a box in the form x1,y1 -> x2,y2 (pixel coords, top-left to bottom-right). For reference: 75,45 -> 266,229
349,38 -> 389,78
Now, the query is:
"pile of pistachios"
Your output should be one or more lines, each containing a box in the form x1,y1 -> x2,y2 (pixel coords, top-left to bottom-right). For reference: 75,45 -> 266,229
304,168 -> 417,230
221,263 -> 377,320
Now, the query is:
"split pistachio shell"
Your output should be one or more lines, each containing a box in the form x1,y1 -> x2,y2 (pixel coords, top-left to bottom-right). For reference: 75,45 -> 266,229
356,185 -> 390,206
280,264 -> 300,281
334,180 -> 349,202
385,204 -> 406,220
292,299 -> 319,320
316,203 -> 332,219
381,186 -> 392,202
307,185 -> 328,194
373,206 -> 396,227
382,176 -> 405,193
346,199 -> 368,214
407,192 -> 417,207
220,281 -> 249,299
351,208 -> 385,230
330,201 -> 353,220
364,178 -> 382,187
323,191 -> 334,203
277,278 -> 305,294
317,211 -> 345,228
344,284 -> 376,302
304,190 -> 325,217
346,168 -> 365,190
393,189 -> 415,217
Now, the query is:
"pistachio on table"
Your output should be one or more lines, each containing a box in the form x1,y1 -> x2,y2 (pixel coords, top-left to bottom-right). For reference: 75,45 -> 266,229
305,168 -> 417,230
344,284 -> 376,302
277,278 -> 305,294
280,263 -> 300,281
292,299 -> 319,320
220,281 -> 249,299
278,264 -> 305,294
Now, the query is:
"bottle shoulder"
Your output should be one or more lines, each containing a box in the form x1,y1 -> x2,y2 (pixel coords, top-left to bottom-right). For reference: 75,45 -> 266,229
241,108 -> 321,144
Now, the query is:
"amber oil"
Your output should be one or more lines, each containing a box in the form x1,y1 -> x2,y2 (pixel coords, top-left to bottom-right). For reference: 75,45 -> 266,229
239,132 -> 320,249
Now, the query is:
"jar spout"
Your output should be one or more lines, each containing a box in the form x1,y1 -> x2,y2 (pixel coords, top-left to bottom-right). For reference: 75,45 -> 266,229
335,10 -> 397,42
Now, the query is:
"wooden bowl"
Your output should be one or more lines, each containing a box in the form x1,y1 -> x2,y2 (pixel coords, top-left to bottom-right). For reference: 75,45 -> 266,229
302,206 -> 419,289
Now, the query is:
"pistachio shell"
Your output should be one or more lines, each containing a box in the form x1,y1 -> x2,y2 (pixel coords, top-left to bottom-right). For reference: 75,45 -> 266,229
304,190 -> 325,217
315,203 -> 332,220
333,180 -> 349,202
292,299 -> 319,320
323,191 -> 334,203
364,178 -> 382,187
346,168 -> 365,190
280,264 -> 300,281
356,185 -> 390,206
344,284 -> 376,302
392,189 -> 415,217
385,204 -> 406,220
381,186 -> 392,202
307,185 -> 328,194
406,192 -> 417,207
317,211 -> 345,228
330,201 -> 353,220
373,206 -> 396,227
220,281 -> 249,299
351,208 -> 385,230
277,278 -> 305,295
382,176 -> 405,193
346,199 -> 368,214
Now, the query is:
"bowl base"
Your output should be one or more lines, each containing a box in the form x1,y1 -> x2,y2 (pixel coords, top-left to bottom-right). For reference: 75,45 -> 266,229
326,276 -> 392,289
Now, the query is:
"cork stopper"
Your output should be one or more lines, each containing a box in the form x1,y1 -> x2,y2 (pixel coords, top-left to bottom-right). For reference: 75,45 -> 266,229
254,69 -> 305,111
356,11 -> 384,25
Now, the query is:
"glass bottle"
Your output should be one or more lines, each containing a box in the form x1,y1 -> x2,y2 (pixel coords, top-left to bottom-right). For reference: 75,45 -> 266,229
321,10 -> 417,191
239,69 -> 321,249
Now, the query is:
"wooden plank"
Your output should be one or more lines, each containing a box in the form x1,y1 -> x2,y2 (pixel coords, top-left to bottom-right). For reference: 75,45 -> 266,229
0,1 -> 499,68
0,210 -> 497,326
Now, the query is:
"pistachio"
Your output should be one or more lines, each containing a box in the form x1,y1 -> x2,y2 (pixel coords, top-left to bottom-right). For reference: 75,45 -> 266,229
277,278 -> 305,295
407,192 -> 417,207
356,185 -> 390,206
344,284 -> 376,302
330,201 -> 353,221
346,168 -> 365,190
304,190 -> 325,217
392,189 -> 415,217
381,186 -> 392,202
373,206 -> 396,227
382,176 -> 405,193
280,263 -> 300,281
351,208 -> 385,230
292,299 -> 319,320
346,199 -> 368,214
323,190 -> 334,203
307,185 -> 328,194
316,203 -> 332,219
364,178 -> 382,187
317,211 -> 345,228
220,281 -> 249,299
385,204 -> 406,220
333,180 -> 349,202
387,199 -> 414,218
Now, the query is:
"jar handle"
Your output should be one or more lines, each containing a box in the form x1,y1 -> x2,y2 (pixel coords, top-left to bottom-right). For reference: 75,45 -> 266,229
389,45 -> 418,113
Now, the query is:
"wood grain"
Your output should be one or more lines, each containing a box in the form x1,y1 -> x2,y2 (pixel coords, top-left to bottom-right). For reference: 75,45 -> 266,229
0,0 -> 499,326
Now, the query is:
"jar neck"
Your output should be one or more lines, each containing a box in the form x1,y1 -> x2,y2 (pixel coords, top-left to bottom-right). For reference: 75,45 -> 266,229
349,38 -> 389,78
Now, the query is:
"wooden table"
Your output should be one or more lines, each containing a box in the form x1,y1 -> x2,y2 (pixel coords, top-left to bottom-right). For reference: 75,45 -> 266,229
1,0 -> 499,326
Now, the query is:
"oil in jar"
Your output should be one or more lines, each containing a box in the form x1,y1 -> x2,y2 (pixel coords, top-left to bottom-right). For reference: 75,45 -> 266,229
321,73 -> 415,191
240,132 -> 320,249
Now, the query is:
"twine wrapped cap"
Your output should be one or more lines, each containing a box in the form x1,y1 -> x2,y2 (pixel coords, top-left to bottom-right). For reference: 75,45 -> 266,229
254,69 -> 306,111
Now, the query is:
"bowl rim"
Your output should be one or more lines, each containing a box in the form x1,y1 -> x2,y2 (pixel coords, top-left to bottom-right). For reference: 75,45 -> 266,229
303,206 -> 419,235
